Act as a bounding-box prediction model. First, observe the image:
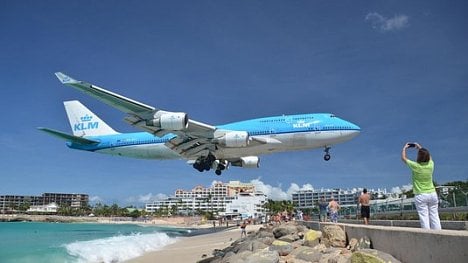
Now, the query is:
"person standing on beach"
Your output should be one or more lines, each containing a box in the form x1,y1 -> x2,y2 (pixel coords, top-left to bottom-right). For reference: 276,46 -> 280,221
240,221 -> 247,238
328,197 -> 340,223
318,197 -> 328,222
401,142 -> 441,230
359,188 -> 371,225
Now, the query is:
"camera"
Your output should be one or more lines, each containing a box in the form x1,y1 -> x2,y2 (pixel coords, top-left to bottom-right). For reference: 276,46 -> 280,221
407,143 -> 416,148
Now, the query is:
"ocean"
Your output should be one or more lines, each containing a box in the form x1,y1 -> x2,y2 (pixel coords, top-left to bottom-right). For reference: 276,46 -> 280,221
0,221 -> 192,263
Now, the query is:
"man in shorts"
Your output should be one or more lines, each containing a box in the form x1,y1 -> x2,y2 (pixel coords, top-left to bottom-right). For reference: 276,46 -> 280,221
359,188 -> 371,225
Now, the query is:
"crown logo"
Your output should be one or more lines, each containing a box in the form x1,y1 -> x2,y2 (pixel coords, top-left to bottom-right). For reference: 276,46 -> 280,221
80,115 -> 93,122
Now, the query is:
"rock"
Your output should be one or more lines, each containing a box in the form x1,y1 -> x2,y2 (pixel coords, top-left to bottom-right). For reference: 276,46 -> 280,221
290,246 -> 323,262
318,247 -> 346,263
272,224 -> 298,238
257,228 -> 275,238
269,240 -> 293,256
322,225 -> 347,248
221,250 -> 252,263
351,249 -> 401,263
296,224 -> 309,234
357,236 -> 371,250
212,222 -> 399,263
347,238 -> 359,252
245,249 -> 280,263
303,229 -> 322,247
278,233 -> 300,243
252,240 -> 270,251
258,236 -> 275,246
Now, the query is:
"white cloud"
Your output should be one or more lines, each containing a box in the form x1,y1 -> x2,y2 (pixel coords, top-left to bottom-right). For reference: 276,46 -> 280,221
89,195 -> 103,203
250,179 -> 314,201
391,184 -> 413,194
126,193 -> 168,204
250,179 -> 289,200
365,12 -> 409,31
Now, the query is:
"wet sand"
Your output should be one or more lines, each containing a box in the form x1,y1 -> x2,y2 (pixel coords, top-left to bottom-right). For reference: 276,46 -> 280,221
126,225 -> 262,263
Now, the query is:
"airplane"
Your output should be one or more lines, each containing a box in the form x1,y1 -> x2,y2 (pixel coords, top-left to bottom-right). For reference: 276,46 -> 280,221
39,72 -> 361,175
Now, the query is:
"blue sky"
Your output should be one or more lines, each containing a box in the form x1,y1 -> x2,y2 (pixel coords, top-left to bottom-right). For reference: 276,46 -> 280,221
1,1 -> 466,205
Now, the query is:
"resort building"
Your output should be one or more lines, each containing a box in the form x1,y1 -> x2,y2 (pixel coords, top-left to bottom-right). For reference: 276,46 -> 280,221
292,188 -> 390,208
145,181 -> 266,219
27,202 -> 59,213
0,193 -> 89,213
292,188 -> 391,218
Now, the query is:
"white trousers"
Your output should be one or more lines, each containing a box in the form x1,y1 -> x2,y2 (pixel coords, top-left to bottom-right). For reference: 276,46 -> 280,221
414,192 -> 442,230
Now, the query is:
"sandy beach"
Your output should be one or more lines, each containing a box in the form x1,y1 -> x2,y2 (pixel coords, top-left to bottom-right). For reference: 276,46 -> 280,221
126,224 -> 263,263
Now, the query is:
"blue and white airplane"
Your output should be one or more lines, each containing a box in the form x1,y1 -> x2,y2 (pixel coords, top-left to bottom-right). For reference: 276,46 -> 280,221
39,73 -> 361,175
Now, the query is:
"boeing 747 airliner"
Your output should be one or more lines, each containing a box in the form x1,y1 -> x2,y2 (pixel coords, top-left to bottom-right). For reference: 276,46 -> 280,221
39,73 -> 360,175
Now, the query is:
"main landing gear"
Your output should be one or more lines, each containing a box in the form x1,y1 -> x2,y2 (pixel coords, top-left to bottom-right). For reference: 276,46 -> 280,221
324,146 -> 331,161
193,154 -> 228,175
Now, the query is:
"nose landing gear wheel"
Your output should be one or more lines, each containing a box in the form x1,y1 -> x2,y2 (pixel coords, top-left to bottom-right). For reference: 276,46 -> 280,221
323,146 -> 331,161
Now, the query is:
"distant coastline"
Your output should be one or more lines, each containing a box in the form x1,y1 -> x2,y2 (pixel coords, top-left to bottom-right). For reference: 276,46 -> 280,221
0,214 -> 215,228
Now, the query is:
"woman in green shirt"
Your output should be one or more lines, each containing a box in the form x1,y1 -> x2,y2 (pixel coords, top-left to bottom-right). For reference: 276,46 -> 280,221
401,143 -> 441,230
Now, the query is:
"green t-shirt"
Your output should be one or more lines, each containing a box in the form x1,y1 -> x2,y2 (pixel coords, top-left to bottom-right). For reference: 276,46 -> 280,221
406,159 -> 436,194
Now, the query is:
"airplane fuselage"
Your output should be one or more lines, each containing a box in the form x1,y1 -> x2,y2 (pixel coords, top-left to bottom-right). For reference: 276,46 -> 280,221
42,72 -> 361,175
69,113 -> 360,160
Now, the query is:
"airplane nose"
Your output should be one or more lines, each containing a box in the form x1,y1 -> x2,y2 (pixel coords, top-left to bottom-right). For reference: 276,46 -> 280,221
349,122 -> 361,131
342,120 -> 360,139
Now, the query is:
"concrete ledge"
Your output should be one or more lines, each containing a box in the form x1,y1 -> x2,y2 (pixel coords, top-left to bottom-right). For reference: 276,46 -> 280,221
338,219 -> 468,230
301,221 -> 468,263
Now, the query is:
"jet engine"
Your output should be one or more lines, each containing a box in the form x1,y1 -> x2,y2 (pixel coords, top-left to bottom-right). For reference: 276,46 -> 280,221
239,156 -> 260,168
146,112 -> 188,130
217,131 -> 249,147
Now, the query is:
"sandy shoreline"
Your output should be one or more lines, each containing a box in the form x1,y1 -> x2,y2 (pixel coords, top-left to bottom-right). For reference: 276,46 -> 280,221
126,224 -> 263,263
0,214 -> 213,228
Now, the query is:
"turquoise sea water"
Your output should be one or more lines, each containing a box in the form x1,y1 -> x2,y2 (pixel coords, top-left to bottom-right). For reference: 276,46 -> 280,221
0,222 -> 190,263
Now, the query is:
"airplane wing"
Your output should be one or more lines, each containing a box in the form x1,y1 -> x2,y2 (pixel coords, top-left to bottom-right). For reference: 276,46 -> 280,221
55,72 -> 218,159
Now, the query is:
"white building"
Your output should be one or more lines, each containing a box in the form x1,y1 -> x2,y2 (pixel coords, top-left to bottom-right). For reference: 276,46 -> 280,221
145,181 -> 266,219
223,192 -> 266,219
27,202 -> 59,213
292,188 -> 390,209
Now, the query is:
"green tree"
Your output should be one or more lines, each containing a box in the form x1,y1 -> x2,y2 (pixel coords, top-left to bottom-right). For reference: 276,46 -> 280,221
129,209 -> 141,218
18,202 -> 30,212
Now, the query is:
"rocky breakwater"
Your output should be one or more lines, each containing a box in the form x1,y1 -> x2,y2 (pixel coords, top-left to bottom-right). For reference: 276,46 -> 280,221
199,222 -> 401,263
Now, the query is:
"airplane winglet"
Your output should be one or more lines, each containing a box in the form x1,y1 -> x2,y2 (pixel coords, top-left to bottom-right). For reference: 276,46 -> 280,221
55,72 -> 79,84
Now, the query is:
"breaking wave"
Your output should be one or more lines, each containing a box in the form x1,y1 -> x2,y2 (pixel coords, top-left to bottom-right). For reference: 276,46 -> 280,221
65,232 -> 177,263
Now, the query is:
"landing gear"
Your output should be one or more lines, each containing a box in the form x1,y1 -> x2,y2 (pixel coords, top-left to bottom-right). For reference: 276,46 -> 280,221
215,161 -> 228,176
193,154 -> 216,172
193,154 -> 228,175
324,146 -> 331,161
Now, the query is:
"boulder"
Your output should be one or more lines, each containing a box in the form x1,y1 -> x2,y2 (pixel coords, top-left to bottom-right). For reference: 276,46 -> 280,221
269,240 -> 293,256
290,246 -> 323,262
278,233 -> 300,243
272,224 -> 298,238
357,236 -> 372,250
322,225 -> 346,248
256,228 -> 275,239
221,250 -> 252,263
245,249 -> 280,263
351,249 -> 401,263
303,229 -> 322,247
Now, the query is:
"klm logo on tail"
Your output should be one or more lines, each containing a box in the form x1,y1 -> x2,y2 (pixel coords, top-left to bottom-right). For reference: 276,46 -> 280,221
74,114 -> 99,131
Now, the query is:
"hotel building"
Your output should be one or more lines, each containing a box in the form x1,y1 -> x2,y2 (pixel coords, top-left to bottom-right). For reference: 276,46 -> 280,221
0,193 -> 89,213
145,181 -> 266,219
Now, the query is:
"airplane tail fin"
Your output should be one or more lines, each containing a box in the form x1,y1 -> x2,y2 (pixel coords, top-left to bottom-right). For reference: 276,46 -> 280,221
64,100 -> 119,136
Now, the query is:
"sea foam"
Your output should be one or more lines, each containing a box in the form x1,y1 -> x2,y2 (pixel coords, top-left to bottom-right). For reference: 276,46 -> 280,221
65,232 -> 177,263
